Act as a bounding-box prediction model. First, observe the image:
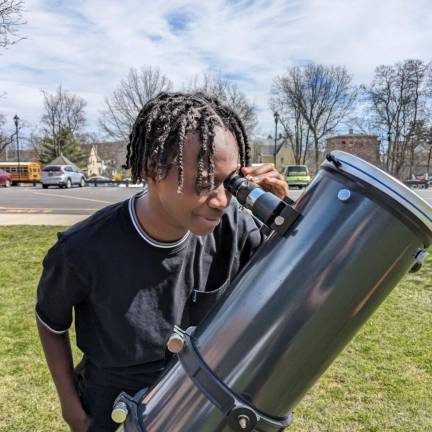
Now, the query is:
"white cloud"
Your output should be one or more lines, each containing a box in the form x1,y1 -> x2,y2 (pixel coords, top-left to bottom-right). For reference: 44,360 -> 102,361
1,0 -> 431,138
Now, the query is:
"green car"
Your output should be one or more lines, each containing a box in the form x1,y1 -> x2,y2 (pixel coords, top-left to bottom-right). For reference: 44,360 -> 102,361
283,165 -> 311,189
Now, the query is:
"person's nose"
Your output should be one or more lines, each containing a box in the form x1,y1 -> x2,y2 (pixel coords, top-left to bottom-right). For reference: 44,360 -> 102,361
207,183 -> 231,210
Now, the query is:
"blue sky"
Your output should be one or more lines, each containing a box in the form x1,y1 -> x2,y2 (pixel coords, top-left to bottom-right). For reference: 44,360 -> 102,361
1,0 -> 432,140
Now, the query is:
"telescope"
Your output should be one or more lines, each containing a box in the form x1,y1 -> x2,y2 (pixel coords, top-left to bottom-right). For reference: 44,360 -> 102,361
113,151 -> 432,431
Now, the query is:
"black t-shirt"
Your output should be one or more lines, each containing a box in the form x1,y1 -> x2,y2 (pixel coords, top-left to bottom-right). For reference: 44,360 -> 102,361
36,191 -> 264,388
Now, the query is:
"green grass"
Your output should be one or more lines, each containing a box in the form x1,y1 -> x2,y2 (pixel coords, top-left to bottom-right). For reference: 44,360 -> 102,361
0,226 -> 431,431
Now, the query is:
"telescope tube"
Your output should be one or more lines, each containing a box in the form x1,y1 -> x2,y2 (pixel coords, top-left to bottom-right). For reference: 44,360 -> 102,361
117,152 -> 432,431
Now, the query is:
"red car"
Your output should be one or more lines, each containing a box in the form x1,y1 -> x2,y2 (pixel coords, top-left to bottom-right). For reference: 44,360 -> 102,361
0,168 -> 12,187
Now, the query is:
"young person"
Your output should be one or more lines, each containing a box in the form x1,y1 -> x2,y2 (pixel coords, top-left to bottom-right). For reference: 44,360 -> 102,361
36,92 -> 289,432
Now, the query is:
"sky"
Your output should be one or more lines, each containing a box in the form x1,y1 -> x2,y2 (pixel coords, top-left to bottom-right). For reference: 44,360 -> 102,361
1,0 -> 432,141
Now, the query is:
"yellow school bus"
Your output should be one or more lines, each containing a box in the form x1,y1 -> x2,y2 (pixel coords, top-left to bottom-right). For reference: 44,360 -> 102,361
0,161 -> 41,185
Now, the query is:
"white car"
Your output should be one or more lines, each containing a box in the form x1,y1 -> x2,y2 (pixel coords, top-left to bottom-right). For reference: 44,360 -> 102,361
41,165 -> 86,189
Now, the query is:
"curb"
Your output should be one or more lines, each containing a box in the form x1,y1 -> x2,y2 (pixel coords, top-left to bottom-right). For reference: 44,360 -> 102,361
0,214 -> 88,226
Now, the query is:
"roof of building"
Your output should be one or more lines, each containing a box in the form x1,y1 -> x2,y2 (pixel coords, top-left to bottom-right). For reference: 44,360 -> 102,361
49,153 -> 80,169
326,133 -> 379,141
252,135 -> 288,156
260,142 -> 287,156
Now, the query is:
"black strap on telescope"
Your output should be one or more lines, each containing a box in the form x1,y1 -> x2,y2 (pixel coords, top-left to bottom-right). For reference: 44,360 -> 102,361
177,327 -> 293,432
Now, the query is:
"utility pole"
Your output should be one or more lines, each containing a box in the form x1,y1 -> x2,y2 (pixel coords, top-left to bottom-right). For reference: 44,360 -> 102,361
13,115 -> 20,183
274,112 -> 279,167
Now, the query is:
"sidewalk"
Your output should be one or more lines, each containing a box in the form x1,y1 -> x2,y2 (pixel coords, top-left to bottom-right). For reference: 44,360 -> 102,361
0,214 -> 88,225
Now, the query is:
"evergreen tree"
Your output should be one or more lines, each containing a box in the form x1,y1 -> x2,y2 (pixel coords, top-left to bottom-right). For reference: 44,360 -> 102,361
33,86 -> 88,167
39,128 -> 87,167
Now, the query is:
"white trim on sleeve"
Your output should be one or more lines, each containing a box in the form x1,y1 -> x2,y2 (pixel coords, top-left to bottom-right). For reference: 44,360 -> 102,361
36,311 -> 70,335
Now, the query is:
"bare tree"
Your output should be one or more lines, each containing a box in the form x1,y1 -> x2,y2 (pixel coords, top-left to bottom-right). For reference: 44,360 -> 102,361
0,112 -> 30,161
34,85 -> 87,164
188,73 -> 258,135
363,59 -> 431,177
270,85 -> 311,165
408,119 -> 432,177
40,85 -> 86,144
273,64 -> 357,170
0,113 -> 14,157
426,128 -> 432,177
99,66 -> 172,142
0,0 -> 26,49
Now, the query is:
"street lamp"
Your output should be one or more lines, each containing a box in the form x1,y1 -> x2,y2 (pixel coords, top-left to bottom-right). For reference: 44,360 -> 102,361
13,115 -> 20,182
273,111 -> 280,166
387,130 -> 392,172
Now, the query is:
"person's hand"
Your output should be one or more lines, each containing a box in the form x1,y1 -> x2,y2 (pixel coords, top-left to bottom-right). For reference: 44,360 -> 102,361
67,415 -> 92,432
241,164 -> 289,199
63,407 -> 92,432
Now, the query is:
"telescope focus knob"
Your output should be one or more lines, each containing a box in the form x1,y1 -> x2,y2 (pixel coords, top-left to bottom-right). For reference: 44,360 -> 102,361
167,330 -> 185,353
238,414 -> 250,429
228,407 -> 257,431
111,401 -> 128,424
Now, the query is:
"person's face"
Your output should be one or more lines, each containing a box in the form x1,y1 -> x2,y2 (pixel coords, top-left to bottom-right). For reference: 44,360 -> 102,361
147,127 -> 240,236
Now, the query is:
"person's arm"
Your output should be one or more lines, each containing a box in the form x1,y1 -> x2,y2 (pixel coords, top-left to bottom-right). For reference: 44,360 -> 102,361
36,319 -> 91,432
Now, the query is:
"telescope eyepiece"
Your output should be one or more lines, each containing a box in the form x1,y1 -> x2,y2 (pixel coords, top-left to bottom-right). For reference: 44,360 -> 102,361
224,174 -> 251,195
224,174 -> 259,205
224,172 -> 300,236
224,171 -> 276,221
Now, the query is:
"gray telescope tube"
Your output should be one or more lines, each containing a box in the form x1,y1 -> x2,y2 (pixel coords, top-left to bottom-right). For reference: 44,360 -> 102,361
118,153 -> 432,431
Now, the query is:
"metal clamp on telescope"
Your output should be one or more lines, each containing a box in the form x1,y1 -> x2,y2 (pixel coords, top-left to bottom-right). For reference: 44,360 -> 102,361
224,174 -> 300,236
168,326 -> 293,432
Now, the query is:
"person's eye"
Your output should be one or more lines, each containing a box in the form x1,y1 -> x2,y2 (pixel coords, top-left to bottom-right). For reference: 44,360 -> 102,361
201,178 -> 211,190
201,178 -> 222,191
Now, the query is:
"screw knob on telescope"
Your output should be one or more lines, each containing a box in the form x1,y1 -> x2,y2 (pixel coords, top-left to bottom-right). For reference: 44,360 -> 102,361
111,401 -> 128,424
238,414 -> 250,429
167,331 -> 185,353
228,407 -> 258,431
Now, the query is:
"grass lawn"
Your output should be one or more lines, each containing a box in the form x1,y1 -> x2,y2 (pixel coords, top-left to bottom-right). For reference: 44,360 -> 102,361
0,225 -> 431,431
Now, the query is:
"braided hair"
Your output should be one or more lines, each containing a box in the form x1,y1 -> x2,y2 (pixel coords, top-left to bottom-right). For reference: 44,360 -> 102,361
124,92 -> 251,193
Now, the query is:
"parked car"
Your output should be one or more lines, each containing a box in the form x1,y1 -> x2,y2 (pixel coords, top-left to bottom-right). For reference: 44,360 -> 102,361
403,178 -> 429,189
0,168 -> 12,187
41,165 -> 86,189
283,165 -> 311,189
121,177 -> 145,188
87,175 -> 111,186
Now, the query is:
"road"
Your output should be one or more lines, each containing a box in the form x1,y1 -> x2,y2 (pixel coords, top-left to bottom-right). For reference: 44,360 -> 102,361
0,184 -> 431,225
0,185 -> 143,224
0,185 -> 140,215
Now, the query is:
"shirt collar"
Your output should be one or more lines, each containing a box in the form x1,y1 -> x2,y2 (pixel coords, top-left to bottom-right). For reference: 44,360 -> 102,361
128,190 -> 191,249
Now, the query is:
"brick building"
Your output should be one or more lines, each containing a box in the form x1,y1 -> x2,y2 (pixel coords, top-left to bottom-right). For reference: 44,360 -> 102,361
326,130 -> 381,167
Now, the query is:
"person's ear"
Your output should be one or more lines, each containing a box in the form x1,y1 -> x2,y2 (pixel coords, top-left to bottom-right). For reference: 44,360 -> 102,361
145,176 -> 156,187
141,167 -> 152,185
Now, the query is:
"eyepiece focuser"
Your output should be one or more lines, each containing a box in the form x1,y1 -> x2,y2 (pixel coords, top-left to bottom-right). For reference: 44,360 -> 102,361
224,174 -> 301,236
